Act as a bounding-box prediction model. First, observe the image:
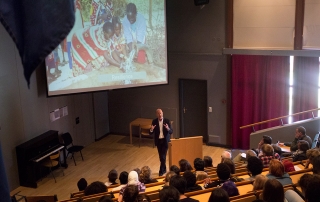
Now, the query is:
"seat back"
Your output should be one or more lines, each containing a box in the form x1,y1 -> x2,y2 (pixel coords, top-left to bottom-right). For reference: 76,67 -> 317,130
25,195 -> 57,202
62,132 -> 73,146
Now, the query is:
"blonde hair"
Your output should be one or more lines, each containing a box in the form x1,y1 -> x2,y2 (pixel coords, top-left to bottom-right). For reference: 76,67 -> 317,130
262,144 -> 274,156
139,166 -> 152,183
252,174 -> 267,191
269,159 -> 284,177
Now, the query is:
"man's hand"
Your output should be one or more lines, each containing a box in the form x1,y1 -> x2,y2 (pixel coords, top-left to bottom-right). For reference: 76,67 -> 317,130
164,123 -> 170,130
150,125 -> 156,132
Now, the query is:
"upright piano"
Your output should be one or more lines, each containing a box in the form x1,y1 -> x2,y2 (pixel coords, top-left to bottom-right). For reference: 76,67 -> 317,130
16,130 -> 66,188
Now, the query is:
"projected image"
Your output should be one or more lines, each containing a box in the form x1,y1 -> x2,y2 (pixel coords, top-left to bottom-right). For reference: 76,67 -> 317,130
46,0 -> 167,96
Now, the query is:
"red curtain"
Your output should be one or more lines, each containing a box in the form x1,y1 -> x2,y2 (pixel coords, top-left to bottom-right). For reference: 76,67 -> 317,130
293,57 -> 319,121
232,55 -> 290,149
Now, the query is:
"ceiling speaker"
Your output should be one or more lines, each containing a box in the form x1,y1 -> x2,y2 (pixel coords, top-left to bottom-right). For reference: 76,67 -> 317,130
194,0 -> 209,6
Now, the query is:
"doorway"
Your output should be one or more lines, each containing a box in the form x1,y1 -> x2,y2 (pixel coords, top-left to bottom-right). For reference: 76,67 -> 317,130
179,79 -> 208,142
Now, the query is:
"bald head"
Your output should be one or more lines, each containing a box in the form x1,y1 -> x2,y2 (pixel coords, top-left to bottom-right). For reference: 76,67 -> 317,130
156,109 -> 163,121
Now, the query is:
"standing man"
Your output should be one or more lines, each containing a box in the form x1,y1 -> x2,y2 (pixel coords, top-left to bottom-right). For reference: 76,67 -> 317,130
150,109 -> 173,176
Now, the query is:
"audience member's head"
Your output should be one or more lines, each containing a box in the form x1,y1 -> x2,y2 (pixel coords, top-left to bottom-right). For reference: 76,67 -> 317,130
311,155 -> 320,175
216,163 -> 231,180
137,194 -> 151,202
222,159 -> 236,174
269,159 -> 285,177
305,174 -> 320,202
170,165 -> 180,175
108,169 -> 118,184
296,126 -> 306,136
262,144 -> 274,156
247,156 -> 263,177
77,178 -> 87,191
221,181 -> 239,197
128,171 -> 140,185
164,171 -> 177,186
204,156 -> 213,168
298,140 -> 310,152
119,171 -> 129,185
282,160 -> 295,173
298,173 -> 313,197
262,179 -> 284,202
221,151 -> 232,163
169,175 -> 187,195
98,196 -> 113,202
139,166 -> 152,183
182,170 -> 196,188
84,181 -> 107,196
261,135 -> 272,145
245,150 -> 257,159
252,174 -> 267,191
193,158 -> 205,171
159,186 -> 180,202
208,188 -> 229,202
122,185 -> 139,202
179,159 -> 193,172
133,168 -> 141,175
306,148 -> 320,164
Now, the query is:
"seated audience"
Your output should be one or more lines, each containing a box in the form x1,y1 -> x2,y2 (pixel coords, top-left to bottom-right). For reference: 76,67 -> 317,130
298,173 -> 313,197
305,148 -> 320,168
182,170 -> 202,193
284,126 -> 312,152
255,135 -> 272,156
204,163 -> 232,189
203,156 -> 214,169
223,159 -> 243,182
193,158 -> 208,181
262,179 -> 285,202
170,165 -> 180,175
208,188 -> 229,202
133,167 -> 141,175
259,144 -> 280,168
311,155 -> 320,175
139,166 -> 158,184
118,171 -> 146,202
159,186 -> 180,202
84,181 -> 107,196
122,185 -> 139,202
77,178 -> 88,191
252,174 -> 267,191
292,140 -> 309,162
246,156 -> 263,181
272,144 -> 282,157
169,175 -> 199,202
284,189 -> 305,202
266,159 -> 293,186
233,149 -> 257,163
164,171 -> 177,187
112,171 -> 128,192
179,159 -> 193,172
305,175 -> 320,202
221,151 -> 232,163
105,169 -> 118,186
220,180 -> 239,197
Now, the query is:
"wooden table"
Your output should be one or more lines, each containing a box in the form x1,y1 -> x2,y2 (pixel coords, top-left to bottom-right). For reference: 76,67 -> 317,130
129,118 -> 153,144
280,145 -> 291,152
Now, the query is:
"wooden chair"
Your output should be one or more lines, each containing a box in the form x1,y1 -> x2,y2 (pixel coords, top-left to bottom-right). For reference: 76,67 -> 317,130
41,152 -> 64,183
61,132 -> 84,166
139,124 -> 154,148
25,195 -> 58,202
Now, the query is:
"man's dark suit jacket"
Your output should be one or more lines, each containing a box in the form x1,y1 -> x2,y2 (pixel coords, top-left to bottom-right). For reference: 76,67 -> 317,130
150,118 -> 173,146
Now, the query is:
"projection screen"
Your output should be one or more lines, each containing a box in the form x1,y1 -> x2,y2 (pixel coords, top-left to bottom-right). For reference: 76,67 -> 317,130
45,0 -> 167,96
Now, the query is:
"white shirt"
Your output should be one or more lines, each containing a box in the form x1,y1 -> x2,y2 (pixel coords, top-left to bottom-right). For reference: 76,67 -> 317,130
159,119 -> 164,139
